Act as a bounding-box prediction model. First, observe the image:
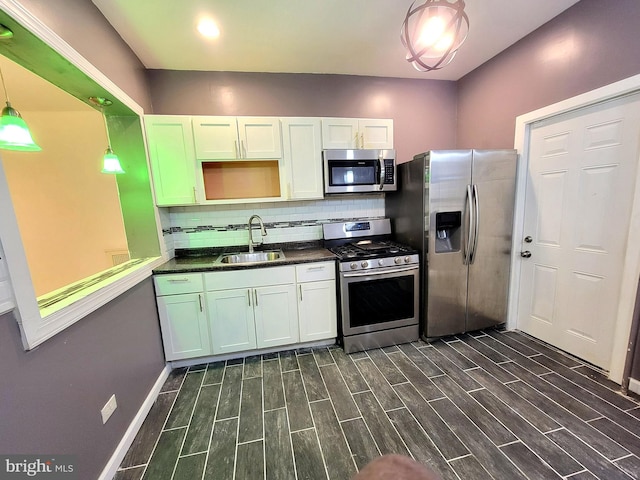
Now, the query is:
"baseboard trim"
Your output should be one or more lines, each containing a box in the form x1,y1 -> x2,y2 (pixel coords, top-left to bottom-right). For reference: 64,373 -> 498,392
168,339 -> 336,369
98,365 -> 171,480
629,378 -> 640,396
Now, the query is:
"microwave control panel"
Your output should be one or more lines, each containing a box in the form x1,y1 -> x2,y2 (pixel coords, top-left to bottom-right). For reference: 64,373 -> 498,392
384,159 -> 395,184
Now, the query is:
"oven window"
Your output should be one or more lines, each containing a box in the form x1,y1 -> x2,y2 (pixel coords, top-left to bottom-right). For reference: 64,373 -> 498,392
330,166 -> 375,186
347,274 -> 414,327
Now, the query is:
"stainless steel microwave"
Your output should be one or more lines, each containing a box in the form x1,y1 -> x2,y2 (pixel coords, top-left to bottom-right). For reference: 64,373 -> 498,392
323,149 -> 397,194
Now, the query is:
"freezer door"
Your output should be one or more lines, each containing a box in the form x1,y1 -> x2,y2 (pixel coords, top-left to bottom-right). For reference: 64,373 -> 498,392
466,150 -> 517,331
426,150 -> 472,338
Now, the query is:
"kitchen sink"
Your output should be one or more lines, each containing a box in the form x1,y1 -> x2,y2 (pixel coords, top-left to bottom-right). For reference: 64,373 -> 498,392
216,250 -> 285,264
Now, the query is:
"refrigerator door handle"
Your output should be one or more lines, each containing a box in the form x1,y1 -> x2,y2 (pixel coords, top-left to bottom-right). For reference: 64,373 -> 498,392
470,184 -> 480,264
464,184 -> 474,265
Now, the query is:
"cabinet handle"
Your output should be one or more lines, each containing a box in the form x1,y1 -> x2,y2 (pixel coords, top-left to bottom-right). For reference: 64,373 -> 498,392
198,294 -> 203,312
360,132 -> 364,149
234,140 -> 239,159
192,186 -> 196,202
241,140 -> 247,158
254,289 -> 258,306
306,266 -> 325,272
299,285 -> 303,301
354,132 -> 359,148
168,278 -> 190,283
247,289 -> 252,306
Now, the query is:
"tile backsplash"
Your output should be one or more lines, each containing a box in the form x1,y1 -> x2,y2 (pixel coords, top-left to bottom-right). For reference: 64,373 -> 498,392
161,196 -> 385,255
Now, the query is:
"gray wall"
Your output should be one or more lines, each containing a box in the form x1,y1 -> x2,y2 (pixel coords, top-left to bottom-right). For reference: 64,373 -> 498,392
147,71 -> 458,163
456,0 -> 640,149
0,279 -> 165,480
15,0 -> 152,112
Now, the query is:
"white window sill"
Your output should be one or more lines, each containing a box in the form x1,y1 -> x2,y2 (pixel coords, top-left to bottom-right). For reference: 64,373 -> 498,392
19,256 -> 166,350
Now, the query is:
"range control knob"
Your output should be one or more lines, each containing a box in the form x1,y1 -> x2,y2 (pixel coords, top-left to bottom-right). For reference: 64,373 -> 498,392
361,261 -> 369,268
378,259 -> 384,266
405,256 -> 411,263
350,262 -> 357,270
394,257 -> 402,265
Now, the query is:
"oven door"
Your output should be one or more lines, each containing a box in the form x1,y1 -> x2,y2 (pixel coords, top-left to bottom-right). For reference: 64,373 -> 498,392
339,265 -> 419,336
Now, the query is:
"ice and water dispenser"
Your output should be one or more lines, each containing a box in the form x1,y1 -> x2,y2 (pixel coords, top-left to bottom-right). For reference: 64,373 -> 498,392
435,211 -> 462,253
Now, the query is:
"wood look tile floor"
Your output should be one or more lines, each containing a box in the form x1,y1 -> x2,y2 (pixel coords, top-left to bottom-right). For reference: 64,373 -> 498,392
113,330 -> 640,480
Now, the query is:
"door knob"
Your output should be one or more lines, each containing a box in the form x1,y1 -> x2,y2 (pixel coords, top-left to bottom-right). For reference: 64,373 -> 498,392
524,236 -> 533,243
521,251 -> 532,258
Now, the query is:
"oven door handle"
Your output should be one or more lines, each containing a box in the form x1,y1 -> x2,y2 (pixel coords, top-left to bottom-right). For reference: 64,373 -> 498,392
342,266 -> 418,278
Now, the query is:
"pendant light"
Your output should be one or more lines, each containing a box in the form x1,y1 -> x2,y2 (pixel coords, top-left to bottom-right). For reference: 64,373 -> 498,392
401,0 -> 469,72
0,24 -> 42,152
89,96 -> 125,174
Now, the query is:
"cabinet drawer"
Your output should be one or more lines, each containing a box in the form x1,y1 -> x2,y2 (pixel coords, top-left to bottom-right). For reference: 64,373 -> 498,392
154,273 -> 204,295
296,261 -> 336,283
205,266 -> 295,291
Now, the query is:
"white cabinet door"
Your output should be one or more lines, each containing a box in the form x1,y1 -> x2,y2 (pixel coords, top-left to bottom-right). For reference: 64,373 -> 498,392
359,119 -> 394,149
192,116 -> 239,159
144,115 -> 197,205
298,280 -> 337,342
282,118 -> 323,200
322,118 -> 394,149
157,293 -> 211,361
208,288 -> 257,354
193,116 -> 282,159
254,284 -> 299,348
322,118 -> 359,149
237,117 -> 282,158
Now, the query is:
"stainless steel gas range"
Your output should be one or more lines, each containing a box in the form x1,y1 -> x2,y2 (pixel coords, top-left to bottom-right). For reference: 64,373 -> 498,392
323,219 -> 420,353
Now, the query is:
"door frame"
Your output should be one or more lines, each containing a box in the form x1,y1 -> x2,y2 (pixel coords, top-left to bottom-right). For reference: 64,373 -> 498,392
508,73 -> 640,383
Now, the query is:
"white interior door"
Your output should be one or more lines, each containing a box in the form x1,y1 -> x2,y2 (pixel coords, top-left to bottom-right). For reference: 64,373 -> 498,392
517,93 -> 640,369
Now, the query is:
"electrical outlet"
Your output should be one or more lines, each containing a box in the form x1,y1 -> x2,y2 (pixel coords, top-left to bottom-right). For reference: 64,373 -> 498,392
101,394 -> 117,424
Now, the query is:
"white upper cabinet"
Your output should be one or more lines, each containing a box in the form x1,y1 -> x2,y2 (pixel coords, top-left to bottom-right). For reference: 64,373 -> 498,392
144,115 -> 197,205
358,119 -> 394,149
193,116 -> 282,160
322,118 -> 393,149
192,116 -> 238,159
281,118 -> 324,200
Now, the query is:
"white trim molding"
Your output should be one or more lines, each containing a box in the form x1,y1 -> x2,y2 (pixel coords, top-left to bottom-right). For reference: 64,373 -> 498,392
98,365 -> 171,480
509,73 -> 640,384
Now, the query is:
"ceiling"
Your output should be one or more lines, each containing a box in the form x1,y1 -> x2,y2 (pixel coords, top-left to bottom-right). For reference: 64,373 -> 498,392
92,0 -> 581,81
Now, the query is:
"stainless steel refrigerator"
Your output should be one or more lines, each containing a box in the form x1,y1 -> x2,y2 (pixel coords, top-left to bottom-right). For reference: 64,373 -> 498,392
386,150 -> 518,338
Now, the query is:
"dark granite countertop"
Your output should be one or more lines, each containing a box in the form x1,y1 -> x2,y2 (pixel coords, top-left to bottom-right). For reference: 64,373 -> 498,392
153,241 -> 337,274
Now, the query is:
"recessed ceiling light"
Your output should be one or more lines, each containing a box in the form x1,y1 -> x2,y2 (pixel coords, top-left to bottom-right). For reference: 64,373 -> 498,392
197,18 -> 220,39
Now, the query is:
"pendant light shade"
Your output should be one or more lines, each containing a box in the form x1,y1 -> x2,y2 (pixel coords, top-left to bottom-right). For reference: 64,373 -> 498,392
401,0 -> 469,72
102,147 -> 125,174
90,96 -> 125,175
0,102 -> 42,151
0,66 -> 41,151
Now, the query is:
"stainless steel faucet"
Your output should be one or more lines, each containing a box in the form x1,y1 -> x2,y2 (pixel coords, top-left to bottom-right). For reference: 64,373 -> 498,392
248,215 -> 267,253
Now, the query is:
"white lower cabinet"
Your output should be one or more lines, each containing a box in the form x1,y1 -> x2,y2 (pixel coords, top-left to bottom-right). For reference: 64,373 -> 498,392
154,273 -> 211,361
296,262 -> 337,342
207,288 -> 256,354
155,261 -> 337,360
205,266 -> 298,355
253,284 -> 299,348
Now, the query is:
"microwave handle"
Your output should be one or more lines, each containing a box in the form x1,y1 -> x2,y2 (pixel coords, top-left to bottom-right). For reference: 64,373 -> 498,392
378,153 -> 385,191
